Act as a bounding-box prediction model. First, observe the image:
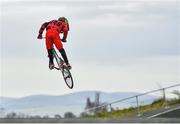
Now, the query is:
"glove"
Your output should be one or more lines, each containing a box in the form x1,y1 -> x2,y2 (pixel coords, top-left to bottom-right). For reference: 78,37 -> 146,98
62,39 -> 67,43
37,34 -> 42,39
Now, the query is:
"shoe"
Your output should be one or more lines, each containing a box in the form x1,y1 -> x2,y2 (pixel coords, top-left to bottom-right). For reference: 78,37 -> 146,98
49,62 -> 54,70
66,63 -> 72,70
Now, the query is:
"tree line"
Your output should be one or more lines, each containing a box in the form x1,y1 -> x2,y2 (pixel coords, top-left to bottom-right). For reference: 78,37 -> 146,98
1,111 -> 76,119
0,92 -> 105,118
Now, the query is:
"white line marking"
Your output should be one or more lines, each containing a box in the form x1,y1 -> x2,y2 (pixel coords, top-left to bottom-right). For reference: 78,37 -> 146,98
147,106 -> 180,119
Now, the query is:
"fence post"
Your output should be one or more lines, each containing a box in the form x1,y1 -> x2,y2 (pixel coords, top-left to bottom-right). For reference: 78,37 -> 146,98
162,88 -> 168,108
109,104 -> 112,112
136,96 -> 141,116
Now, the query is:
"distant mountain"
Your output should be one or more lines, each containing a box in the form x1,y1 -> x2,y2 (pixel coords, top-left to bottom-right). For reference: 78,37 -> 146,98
0,97 -> 16,103
0,91 -> 158,117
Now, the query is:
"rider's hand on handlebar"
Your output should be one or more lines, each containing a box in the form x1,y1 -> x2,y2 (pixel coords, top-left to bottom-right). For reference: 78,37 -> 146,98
37,34 -> 42,39
61,39 -> 67,43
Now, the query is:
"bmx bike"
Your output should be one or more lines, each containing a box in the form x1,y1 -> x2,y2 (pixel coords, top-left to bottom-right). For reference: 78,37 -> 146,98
52,47 -> 74,89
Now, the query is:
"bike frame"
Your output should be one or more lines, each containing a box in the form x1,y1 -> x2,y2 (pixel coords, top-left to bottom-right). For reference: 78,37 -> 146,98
52,48 -> 64,70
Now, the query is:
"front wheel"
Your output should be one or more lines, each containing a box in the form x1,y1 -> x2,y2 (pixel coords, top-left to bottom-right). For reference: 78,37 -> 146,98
62,66 -> 74,89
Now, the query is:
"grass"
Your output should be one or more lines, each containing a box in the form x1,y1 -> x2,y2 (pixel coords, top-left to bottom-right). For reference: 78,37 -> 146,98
81,98 -> 180,118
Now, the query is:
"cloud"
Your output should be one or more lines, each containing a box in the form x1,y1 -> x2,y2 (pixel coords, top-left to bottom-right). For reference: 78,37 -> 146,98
1,0 -> 179,97
1,55 -> 179,97
1,0 -> 179,60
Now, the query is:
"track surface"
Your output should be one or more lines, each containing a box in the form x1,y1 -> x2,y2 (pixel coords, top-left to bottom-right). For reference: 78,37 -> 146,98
0,118 -> 180,123
138,104 -> 180,118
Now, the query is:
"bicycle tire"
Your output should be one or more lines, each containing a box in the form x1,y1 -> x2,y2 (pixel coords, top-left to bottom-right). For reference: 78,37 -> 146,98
62,66 -> 74,89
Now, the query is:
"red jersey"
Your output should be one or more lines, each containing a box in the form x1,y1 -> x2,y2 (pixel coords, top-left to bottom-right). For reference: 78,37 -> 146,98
38,20 -> 69,40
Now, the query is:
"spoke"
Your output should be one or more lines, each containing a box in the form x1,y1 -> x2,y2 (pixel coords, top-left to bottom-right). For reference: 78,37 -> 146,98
62,67 -> 73,89
64,75 -> 70,79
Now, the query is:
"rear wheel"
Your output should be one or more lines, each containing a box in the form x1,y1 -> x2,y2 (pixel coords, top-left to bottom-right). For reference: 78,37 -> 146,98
62,66 -> 74,89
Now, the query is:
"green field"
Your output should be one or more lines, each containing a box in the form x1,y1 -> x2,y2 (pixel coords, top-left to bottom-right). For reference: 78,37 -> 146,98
81,98 -> 180,118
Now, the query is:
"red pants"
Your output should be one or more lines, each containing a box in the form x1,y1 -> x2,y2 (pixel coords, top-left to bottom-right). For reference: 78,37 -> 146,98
45,29 -> 63,50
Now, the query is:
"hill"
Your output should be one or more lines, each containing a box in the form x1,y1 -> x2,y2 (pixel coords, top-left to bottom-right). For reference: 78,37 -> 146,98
0,91 -> 157,117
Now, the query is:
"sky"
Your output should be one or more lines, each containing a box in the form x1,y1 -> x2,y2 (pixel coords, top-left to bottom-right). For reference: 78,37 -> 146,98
0,0 -> 180,98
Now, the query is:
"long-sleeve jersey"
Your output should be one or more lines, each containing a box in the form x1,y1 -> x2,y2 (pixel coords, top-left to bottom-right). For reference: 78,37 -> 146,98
38,20 -> 69,40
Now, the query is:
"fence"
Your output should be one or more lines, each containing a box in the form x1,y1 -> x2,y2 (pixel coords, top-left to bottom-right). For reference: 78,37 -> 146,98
84,83 -> 180,116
